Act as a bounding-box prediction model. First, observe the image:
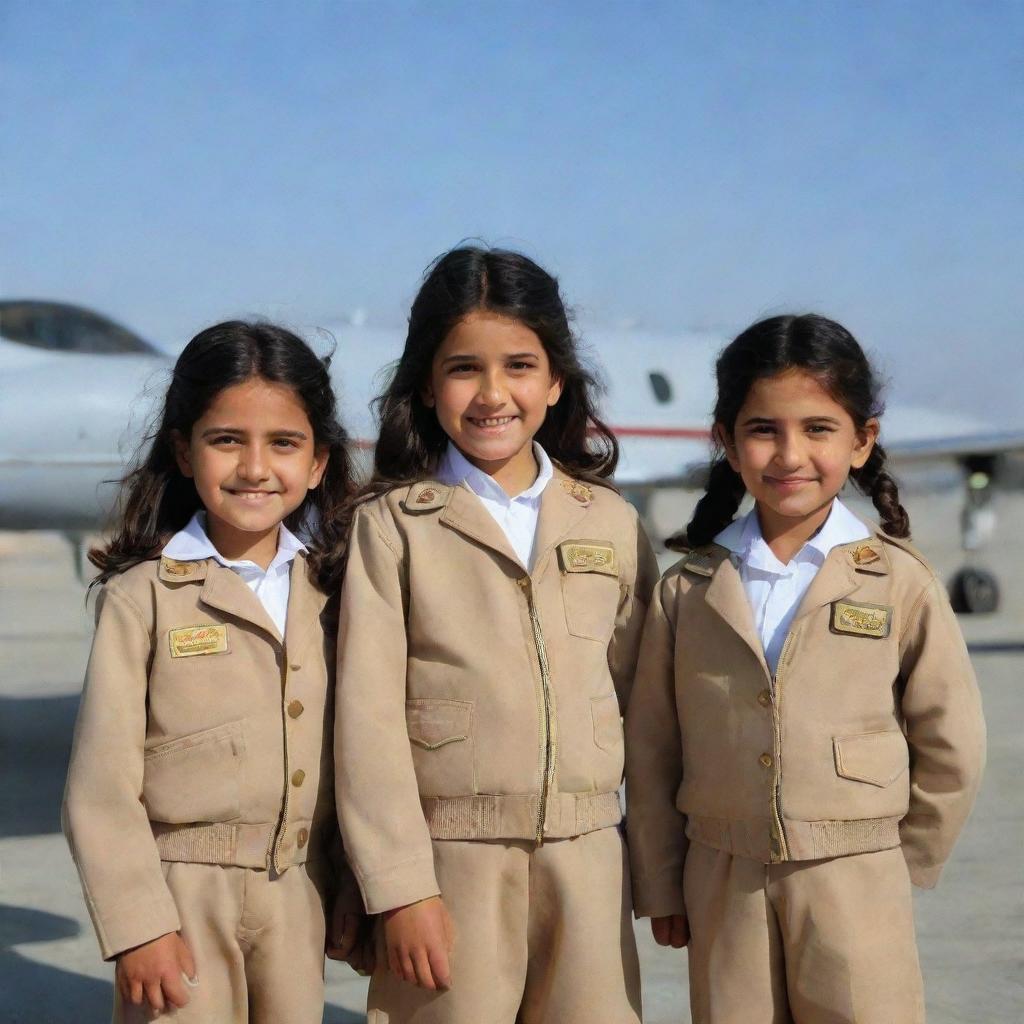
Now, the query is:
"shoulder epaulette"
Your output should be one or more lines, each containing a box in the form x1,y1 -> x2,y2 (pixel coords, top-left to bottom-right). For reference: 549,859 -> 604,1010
402,481 -> 451,513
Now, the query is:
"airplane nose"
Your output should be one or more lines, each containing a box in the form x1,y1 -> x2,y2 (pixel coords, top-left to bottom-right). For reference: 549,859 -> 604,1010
0,354 -> 166,529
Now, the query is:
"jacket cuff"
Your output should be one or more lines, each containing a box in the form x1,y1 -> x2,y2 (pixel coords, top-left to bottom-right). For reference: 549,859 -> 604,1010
357,856 -> 440,915
93,893 -> 182,961
631,865 -> 686,919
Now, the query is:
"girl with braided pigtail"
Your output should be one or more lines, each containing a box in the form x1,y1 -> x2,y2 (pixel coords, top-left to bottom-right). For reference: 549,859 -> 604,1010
626,313 -> 985,1024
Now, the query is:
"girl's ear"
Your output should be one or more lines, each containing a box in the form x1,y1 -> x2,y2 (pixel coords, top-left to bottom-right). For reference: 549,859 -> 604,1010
714,423 -> 740,472
171,429 -> 194,478
850,417 -> 880,469
546,374 -> 564,407
308,446 -> 329,490
420,382 -> 435,409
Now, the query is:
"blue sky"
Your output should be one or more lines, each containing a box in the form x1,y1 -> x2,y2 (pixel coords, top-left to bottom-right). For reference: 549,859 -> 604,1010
3,0 -> 1022,416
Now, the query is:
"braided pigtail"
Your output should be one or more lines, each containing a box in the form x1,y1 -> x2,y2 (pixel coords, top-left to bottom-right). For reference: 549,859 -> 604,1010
850,443 -> 910,538
667,456 -> 746,551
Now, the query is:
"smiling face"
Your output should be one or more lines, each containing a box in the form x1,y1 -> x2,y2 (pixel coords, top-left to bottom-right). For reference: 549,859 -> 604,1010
422,311 -> 562,491
173,376 -> 327,562
720,368 -> 877,542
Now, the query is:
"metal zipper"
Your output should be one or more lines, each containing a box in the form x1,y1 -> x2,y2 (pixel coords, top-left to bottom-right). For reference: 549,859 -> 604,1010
769,631 -> 796,862
270,646 -> 291,872
519,577 -> 556,844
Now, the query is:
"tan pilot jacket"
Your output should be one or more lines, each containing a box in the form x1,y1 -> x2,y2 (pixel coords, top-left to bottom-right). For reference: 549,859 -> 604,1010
335,470 -> 659,915
625,528 -> 986,919
62,551 -> 347,961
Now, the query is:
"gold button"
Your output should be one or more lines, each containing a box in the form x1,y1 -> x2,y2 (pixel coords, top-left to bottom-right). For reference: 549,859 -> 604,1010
290,662 -> 301,671
291,769 -> 306,787
297,828 -> 309,848
517,577 -> 529,587
287,699 -> 304,719
759,752 -> 773,769
757,690 -> 772,707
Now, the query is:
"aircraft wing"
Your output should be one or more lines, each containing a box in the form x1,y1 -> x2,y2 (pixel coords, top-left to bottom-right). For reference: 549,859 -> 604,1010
885,430 -> 1024,462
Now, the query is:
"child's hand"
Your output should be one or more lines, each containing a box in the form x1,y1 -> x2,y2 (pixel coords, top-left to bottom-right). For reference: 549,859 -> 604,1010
116,931 -> 197,1011
326,912 -> 377,974
651,914 -> 689,948
383,895 -> 454,990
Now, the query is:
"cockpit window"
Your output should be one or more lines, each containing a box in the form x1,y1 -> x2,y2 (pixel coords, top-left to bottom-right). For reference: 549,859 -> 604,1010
0,301 -> 159,354
648,371 -> 673,404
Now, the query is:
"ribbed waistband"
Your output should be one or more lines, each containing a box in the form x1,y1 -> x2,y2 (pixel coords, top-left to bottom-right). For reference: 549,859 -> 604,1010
685,814 -> 902,863
152,821 -> 317,869
421,791 -> 622,840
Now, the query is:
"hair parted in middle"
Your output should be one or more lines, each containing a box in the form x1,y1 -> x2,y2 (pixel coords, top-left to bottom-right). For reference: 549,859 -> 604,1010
679,313 -> 910,549
367,245 -> 618,496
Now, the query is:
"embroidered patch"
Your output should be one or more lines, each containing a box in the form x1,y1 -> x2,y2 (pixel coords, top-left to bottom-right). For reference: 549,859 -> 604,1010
169,624 -> 229,658
830,601 -> 892,639
558,541 -> 618,576
416,488 -> 436,503
560,479 -> 593,504
160,557 -> 195,577
851,544 -> 881,566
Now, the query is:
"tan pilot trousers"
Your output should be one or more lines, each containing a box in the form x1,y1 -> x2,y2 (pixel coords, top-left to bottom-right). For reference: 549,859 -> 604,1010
114,860 -> 329,1024
367,825 -> 642,1024
683,842 -> 926,1024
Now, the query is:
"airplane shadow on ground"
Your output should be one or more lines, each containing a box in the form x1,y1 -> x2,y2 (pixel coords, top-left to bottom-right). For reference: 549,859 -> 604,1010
0,905 -> 362,1023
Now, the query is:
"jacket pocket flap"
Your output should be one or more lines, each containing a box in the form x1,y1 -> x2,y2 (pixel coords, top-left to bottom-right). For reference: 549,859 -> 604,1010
406,699 -> 472,750
557,540 -> 618,577
833,730 -> 909,787
143,721 -> 244,823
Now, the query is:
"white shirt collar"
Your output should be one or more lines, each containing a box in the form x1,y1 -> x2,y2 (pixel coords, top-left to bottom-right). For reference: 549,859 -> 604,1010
162,512 -> 307,575
437,442 -> 553,504
715,497 -> 870,575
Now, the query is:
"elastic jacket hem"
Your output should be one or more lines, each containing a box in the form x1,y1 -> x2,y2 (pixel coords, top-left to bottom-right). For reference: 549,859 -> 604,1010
421,790 -> 622,840
685,813 -> 901,863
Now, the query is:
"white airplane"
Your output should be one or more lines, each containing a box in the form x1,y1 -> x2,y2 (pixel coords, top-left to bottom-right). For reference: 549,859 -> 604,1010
2,299 -> 1021,613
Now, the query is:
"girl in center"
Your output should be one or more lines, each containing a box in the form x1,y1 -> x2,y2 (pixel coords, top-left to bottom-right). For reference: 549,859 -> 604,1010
336,246 -> 658,1024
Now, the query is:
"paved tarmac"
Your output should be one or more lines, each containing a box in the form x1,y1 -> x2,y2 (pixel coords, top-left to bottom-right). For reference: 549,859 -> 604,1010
1,489 -> 1021,1023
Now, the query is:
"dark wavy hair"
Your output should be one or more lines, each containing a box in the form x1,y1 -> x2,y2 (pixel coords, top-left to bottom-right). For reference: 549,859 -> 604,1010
681,313 -> 909,548
366,246 -> 617,496
90,320 -> 356,590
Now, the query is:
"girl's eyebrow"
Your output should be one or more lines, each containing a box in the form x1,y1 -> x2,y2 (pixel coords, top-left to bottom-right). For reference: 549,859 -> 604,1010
200,426 -> 308,439
740,414 -> 843,426
441,351 -> 540,365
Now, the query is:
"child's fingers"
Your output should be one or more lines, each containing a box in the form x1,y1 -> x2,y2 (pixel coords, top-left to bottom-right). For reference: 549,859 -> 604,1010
335,913 -> 360,958
650,917 -> 671,946
670,916 -> 690,948
178,940 -> 197,982
411,947 -> 437,990
129,978 -> 145,1006
428,943 -> 452,990
144,980 -> 165,1011
162,969 -> 191,1009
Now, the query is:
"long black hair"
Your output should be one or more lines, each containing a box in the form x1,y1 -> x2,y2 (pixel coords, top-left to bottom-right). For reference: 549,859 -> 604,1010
683,313 -> 909,547
90,320 -> 356,590
367,246 -> 617,496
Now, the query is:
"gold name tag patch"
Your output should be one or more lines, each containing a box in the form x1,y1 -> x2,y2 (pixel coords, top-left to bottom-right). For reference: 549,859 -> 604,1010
169,624 -> 229,658
558,541 -> 618,576
830,601 -> 892,639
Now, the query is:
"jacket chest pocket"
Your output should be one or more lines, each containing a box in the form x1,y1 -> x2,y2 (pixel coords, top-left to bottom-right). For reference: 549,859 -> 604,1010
833,730 -> 909,787
558,540 -> 622,643
143,720 -> 244,824
406,699 -> 475,797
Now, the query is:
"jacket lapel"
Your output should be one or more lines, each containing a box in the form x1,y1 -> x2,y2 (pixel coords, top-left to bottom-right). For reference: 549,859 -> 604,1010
702,548 -> 770,675
531,472 -> 589,576
200,562 -> 282,644
439,482 -> 525,571
283,553 -> 330,661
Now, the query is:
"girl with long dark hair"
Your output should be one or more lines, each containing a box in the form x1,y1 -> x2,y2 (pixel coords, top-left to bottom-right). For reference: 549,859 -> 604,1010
626,314 -> 986,1023
64,321 -> 364,1022
336,246 -> 657,1024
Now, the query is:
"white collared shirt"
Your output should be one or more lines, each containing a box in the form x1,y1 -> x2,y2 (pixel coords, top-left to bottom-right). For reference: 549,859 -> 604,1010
714,498 -> 870,674
162,512 -> 307,636
436,442 -> 554,570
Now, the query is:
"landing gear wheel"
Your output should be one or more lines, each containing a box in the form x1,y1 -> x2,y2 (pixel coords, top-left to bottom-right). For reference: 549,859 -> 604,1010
949,568 -> 1000,614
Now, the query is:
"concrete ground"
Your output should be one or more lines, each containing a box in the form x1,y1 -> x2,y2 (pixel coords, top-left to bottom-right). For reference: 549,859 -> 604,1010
1,488 -> 1021,1023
